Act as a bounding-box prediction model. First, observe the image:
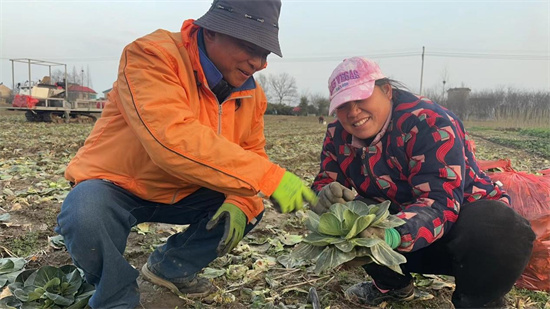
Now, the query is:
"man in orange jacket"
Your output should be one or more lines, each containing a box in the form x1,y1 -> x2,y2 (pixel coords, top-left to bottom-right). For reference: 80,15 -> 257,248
55,1 -> 316,307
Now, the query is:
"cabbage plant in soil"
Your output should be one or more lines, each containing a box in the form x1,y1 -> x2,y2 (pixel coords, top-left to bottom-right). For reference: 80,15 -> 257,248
291,200 -> 407,274
0,258 -> 26,289
0,264 -> 94,309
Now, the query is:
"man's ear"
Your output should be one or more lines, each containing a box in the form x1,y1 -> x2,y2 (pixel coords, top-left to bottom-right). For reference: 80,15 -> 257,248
203,29 -> 216,43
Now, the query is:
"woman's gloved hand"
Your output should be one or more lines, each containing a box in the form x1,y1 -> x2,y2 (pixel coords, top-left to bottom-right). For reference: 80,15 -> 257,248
343,227 -> 401,268
359,226 -> 386,239
360,226 -> 401,249
312,182 -> 355,214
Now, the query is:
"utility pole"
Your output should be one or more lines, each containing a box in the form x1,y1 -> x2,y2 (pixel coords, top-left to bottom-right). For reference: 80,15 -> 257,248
419,46 -> 425,95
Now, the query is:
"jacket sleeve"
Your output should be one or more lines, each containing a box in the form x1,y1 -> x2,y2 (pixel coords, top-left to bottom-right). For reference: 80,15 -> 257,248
115,36 -> 285,201
394,110 -> 465,252
311,125 -> 354,193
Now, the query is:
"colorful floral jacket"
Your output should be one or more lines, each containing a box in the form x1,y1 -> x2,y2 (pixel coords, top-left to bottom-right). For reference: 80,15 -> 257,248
312,89 -> 510,252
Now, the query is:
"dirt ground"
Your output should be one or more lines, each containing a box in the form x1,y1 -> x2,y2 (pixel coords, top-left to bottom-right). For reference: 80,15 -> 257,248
1,112 -> 548,308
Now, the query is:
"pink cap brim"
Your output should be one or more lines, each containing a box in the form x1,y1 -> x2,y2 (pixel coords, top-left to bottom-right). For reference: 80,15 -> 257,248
328,80 -> 376,115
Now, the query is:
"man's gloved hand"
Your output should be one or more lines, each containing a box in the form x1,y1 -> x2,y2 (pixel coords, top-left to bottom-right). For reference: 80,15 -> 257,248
270,171 -> 317,213
312,182 -> 355,214
206,203 -> 246,257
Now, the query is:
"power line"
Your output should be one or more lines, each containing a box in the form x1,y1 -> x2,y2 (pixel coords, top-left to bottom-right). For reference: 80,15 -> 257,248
271,51 -> 420,62
2,50 -> 548,63
0,56 -> 118,62
426,51 -> 549,60
276,51 -> 550,62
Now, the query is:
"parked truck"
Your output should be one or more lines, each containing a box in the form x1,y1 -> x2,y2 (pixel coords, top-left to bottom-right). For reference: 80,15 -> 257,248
4,58 -> 105,123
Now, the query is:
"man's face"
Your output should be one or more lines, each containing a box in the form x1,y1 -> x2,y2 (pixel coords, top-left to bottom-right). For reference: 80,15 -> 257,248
204,30 -> 270,88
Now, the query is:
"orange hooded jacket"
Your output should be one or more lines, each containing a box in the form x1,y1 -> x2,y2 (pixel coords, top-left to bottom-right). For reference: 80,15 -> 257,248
64,20 -> 286,222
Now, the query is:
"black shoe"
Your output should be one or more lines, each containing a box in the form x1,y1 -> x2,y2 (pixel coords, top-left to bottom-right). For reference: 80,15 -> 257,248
452,293 -> 507,308
482,297 -> 506,308
345,281 -> 414,305
141,264 -> 215,298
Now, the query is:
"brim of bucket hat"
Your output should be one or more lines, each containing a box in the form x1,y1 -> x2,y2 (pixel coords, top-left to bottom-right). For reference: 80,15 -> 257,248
194,12 -> 282,57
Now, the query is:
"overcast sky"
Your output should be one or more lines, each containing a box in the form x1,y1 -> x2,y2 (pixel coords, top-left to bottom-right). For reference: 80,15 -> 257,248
1,0 -> 549,100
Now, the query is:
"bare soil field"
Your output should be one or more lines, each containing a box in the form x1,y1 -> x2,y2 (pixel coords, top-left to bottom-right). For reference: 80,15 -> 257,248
1,112 -> 548,308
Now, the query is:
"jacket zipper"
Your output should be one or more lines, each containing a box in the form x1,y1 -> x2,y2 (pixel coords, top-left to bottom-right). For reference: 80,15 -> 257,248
361,146 -> 384,196
218,104 -> 223,134
215,94 -> 252,135
171,188 -> 181,204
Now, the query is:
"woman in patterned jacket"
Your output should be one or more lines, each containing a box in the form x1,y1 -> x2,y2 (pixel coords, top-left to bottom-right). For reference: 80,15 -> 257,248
311,57 -> 535,308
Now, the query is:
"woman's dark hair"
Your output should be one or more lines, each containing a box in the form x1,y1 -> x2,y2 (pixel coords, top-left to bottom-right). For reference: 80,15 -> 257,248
375,78 -> 408,90
375,78 -> 409,99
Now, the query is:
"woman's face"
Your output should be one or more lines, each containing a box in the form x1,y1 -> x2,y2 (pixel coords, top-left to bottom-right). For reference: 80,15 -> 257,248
335,84 -> 393,140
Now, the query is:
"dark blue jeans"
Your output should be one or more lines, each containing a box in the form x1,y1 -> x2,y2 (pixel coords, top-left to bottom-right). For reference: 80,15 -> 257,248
55,179 -> 262,309
363,200 -> 535,308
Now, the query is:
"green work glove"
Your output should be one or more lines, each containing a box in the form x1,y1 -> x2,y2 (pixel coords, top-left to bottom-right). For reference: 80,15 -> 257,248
206,203 -> 247,257
312,182 -> 355,214
270,171 -> 318,213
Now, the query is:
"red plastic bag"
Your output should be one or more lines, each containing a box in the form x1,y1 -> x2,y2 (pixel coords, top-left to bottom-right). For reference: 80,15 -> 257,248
481,161 -> 550,220
477,159 -> 515,172
514,214 -> 550,291
487,171 -> 550,220
12,94 -> 39,108
479,159 -> 550,291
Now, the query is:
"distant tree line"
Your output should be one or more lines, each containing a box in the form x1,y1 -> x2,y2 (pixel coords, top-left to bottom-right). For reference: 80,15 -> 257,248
51,65 -> 93,89
256,72 -> 330,116
420,67 -> 549,126
439,88 -> 550,126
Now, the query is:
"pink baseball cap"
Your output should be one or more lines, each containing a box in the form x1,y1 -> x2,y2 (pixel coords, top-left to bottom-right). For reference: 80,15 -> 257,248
328,57 -> 386,114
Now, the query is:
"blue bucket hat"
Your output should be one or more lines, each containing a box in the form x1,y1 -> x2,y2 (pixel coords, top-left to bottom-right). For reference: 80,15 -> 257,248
194,0 -> 283,57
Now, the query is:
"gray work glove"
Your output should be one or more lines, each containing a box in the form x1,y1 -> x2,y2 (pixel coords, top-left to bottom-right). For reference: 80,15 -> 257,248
312,182 -> 355,214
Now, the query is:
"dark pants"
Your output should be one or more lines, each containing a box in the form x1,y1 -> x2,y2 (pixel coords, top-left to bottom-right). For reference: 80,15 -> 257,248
56,179 -> 263,309
363,200 -> 535,308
